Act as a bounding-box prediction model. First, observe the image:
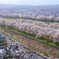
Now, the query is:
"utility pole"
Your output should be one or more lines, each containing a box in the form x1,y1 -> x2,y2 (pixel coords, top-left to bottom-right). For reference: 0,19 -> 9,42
27,38 -> 31,50
11,31 -> 12,44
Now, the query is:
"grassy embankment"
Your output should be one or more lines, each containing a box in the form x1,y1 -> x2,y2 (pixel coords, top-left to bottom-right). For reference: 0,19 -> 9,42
2,17 -> 19,19
32,19 -> 59,23
2,17 -> 59,24
0,24 -> 59,47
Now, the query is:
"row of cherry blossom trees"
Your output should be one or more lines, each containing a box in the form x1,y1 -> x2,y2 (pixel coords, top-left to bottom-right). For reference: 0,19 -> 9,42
0,18 -> 59,42
1,14 -> 59,22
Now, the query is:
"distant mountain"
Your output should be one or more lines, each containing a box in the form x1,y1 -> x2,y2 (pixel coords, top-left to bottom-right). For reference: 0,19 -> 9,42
0,4 -> 34,9
0,4 -> 59,9
36,5 -> 59,9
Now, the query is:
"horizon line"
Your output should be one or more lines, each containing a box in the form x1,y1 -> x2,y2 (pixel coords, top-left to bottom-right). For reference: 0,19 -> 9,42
0,3 -> 59,6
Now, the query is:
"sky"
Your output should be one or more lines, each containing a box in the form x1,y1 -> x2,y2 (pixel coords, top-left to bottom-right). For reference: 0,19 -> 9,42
0,0 -> 59,5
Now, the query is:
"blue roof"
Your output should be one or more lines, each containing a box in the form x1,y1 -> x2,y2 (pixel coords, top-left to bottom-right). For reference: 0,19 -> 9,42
10,45 -> 18,49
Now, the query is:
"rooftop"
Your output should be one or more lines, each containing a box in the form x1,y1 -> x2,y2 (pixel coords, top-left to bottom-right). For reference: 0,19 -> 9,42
0,33 -> 6,37
0,49 -> 5,53
0,33 -> 6,41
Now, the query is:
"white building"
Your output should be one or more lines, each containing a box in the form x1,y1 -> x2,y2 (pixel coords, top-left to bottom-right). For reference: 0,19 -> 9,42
0,49 -> 6,59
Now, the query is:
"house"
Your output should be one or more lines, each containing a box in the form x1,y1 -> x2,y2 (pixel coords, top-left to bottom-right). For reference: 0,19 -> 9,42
10,45 -> 20,57
0,33 -> 6,41
0,33 -> 7,59
0,49 -> 6,59
0,46 -> 6,49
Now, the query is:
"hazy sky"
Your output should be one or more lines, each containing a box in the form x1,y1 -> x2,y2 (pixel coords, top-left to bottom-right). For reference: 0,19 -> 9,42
0,0 -> 59,5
